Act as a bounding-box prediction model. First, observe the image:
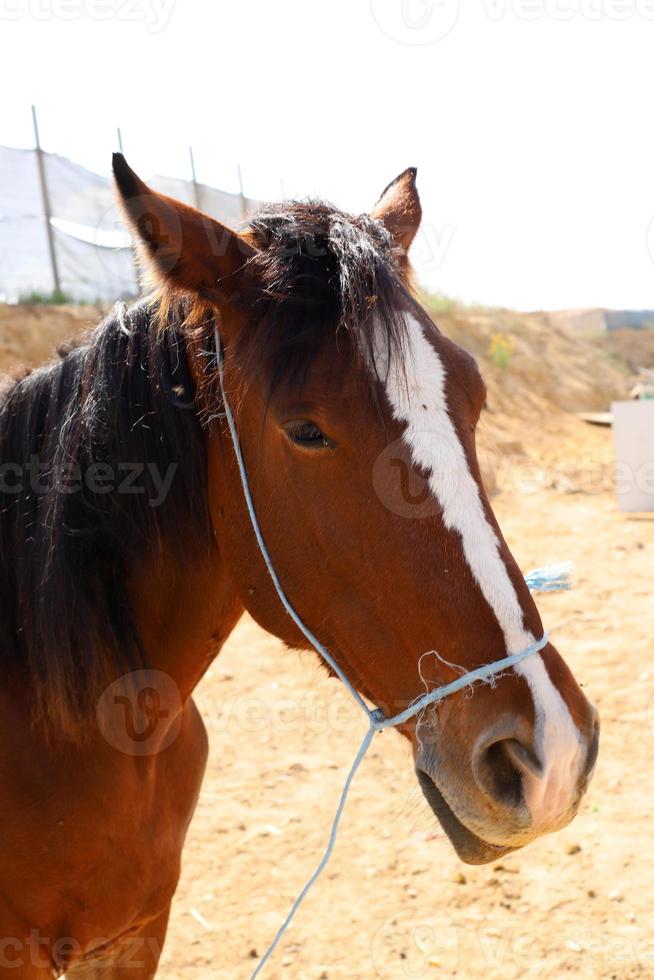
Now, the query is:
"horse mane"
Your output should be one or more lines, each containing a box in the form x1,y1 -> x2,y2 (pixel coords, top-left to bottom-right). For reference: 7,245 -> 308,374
0,198 -> 416,742
0,299 -> 211,741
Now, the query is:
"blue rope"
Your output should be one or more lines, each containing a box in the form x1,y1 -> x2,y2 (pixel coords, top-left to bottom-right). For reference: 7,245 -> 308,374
250,725 -> 377,977
212,329 -> 571,978
525,561 -> 573,592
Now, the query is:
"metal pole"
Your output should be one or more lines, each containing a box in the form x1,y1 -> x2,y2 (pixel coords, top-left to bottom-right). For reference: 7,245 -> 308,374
31,105 -> 60,295
237,163 -> 248,220
116,126 -> 140,296
189,145 -> 201,210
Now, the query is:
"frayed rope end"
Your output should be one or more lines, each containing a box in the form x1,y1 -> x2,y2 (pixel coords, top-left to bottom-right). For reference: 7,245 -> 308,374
525,561 -> 573,593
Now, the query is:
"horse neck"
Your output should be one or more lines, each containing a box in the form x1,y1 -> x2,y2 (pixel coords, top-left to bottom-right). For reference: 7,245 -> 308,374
128,514 -> 245,702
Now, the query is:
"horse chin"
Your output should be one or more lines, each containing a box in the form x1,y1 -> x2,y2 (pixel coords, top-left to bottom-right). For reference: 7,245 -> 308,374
416,768 -> 518,866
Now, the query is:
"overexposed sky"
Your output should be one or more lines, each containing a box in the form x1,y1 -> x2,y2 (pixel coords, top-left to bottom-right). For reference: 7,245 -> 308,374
2,0 -> 654,310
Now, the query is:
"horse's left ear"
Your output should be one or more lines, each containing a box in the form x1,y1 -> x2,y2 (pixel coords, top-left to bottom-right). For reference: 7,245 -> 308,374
370,167 -> 422,253
112,153 -> 257,308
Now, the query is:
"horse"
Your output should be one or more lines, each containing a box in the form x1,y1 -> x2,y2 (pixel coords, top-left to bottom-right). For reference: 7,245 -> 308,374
0,155 -> 599,977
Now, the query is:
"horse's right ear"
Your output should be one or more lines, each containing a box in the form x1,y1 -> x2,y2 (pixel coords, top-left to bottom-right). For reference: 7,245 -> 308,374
112,153 -> 256,307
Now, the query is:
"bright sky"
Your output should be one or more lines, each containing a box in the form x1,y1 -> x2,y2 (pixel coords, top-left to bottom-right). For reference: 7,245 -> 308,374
2,0 -> 654,310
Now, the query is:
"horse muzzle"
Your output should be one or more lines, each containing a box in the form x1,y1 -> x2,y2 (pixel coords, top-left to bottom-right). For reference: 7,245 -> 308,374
415,705 -> 600,864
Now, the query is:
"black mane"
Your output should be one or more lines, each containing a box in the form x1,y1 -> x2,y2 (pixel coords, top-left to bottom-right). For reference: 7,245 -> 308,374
0,300 -> 211,738
0,199 -> 414,740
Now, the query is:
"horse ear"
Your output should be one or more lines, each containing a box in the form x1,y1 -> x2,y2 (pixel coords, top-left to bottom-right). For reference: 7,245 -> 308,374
371,167 -> 422,253
112,153 -> 256,307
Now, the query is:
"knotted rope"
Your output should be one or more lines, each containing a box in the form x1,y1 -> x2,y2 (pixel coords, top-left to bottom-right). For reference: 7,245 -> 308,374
213,329 -> 571,978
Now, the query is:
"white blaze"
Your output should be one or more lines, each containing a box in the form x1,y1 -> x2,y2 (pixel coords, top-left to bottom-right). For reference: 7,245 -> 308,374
374,313 -> 581,825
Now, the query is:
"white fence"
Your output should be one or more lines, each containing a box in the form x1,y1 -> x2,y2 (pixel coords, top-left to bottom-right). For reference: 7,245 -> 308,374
0,143 -> 260,303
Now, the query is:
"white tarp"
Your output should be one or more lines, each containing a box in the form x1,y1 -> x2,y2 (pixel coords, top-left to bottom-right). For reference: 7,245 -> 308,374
0,145 -> 260,303
612,400 -> 654,512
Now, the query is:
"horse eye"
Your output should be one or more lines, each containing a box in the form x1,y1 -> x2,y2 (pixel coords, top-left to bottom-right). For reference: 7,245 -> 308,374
283,420 -> 333,449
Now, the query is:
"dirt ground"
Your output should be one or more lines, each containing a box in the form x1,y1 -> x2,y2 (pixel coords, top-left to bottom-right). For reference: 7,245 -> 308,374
1,303 -> 653,979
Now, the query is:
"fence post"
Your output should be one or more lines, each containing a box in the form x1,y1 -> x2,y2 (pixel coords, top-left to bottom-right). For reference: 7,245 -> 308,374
31,105 -> 60,296
189,145 -> 201,210
114,127 -> 139,296
237,163 -> 248,221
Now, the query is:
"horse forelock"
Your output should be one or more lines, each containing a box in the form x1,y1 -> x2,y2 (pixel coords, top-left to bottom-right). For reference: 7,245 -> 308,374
230,199 -> 416,396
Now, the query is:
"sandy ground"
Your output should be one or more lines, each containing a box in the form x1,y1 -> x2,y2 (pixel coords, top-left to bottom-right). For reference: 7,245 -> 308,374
1,304 -> 653,978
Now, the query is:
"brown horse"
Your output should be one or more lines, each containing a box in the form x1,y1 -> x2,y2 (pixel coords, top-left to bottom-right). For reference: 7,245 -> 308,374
0,157 -> 598,977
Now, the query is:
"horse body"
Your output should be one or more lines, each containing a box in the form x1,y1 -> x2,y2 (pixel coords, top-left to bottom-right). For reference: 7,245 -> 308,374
0,561 -> 216,977
0,696 -> 205,975
0,160 -> 598,975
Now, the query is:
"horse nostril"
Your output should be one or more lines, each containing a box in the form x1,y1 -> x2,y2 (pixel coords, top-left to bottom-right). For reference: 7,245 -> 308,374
475,737 -> 542,810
